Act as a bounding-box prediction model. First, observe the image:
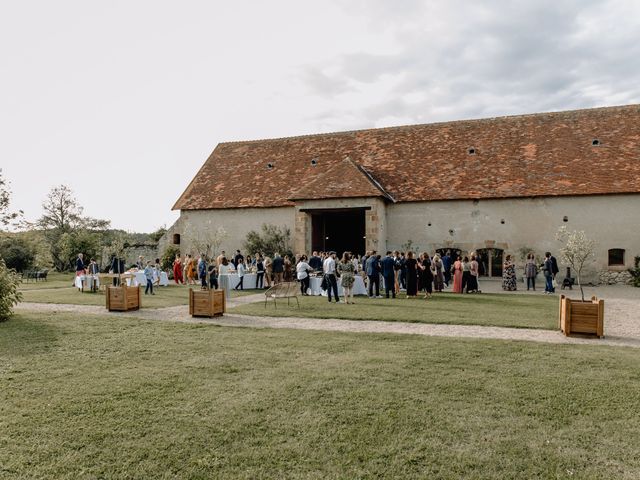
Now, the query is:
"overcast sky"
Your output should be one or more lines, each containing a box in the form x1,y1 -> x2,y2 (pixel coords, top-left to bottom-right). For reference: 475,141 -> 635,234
2,0 -> 640,232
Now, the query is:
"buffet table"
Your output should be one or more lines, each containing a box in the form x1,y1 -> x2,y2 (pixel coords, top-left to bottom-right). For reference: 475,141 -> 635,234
218,273 -> 258,290
125,271 -> 169,287
75,274 -> 100,292
308,275 -> 368,296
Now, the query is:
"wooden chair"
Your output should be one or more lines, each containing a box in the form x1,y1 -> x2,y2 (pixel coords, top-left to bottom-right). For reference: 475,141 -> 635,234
264,281 -> 300,309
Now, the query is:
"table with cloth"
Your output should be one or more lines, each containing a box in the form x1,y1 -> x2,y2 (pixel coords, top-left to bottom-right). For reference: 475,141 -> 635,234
307,275 -> 368,296
218,273 -> 258,290
75,275 -> 100,292
125,270 -> 169,287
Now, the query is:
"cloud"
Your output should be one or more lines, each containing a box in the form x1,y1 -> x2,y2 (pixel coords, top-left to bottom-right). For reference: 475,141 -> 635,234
299,0 -> 640,129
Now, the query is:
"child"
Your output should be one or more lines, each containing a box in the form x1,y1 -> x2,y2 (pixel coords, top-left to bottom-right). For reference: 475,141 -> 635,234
144,261 -> 155,295
208,263 -> 218,290
234,259 -> 245,290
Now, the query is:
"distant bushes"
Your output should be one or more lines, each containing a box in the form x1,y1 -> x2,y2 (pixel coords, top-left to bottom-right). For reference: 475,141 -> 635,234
0,258 -> 22,321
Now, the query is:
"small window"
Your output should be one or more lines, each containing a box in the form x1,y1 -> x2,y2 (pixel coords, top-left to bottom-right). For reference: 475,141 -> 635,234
608,248 -> 625,266
562,216 -> 568,222
267,162 -> 274,169
500,219 -> 505,224
172,233 -> 181,245
468,147 -> 476,155
592,139 -> 600,146
311,158 -> 318,166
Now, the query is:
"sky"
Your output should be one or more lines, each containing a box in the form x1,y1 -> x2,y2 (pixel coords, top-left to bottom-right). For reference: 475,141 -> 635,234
2,0 -> 640,232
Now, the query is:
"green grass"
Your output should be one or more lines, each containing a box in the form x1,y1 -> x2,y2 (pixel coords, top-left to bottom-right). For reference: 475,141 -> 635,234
19,279 -> 264,308
17,271 -> 75,290
1,313 -> 639,479
231,292 -> 558,330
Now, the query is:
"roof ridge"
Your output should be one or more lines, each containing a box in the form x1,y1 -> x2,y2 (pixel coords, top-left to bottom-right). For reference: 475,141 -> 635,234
218,103 -> 640,146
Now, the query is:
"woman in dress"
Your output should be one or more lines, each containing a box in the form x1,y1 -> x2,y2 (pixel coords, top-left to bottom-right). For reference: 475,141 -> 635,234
337,252 -> 356,304
432,253 -> 444,292
283,255 -> 293,282
263,256 -> 273,288
217,256 -> 231,294
405,251 -> 418,298
525,253 -> 538,291
452,255 -> 463,293
461,256 -> 471,293
420,252 -> 433,299
184,254 -> 195,285
502,254 -> 518,291
468,254 -> 480,293
172,255 -> 184,284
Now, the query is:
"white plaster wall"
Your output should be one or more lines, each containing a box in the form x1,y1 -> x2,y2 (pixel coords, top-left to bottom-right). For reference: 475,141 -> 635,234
386,194 -> 640,280
174,207 -> 295,257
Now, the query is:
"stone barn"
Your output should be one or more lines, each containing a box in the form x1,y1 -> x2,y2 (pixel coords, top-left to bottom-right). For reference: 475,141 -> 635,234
162,104 -> 640,283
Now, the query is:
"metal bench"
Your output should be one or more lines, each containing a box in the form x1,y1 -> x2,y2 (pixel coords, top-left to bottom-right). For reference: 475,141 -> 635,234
264,281 -> 300,308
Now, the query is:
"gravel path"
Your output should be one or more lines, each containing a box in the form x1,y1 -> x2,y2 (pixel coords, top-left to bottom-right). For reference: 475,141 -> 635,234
16,283 -> 640,348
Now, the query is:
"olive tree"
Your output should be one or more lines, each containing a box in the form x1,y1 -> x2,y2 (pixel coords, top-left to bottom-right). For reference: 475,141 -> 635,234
556,226 -> 596,301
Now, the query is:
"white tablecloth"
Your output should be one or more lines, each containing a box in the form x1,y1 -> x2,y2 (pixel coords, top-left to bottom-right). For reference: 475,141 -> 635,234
308,275 -> 368,296
126,271 -> 169,287
75,275 -> 100,291
218,273 -> 258,290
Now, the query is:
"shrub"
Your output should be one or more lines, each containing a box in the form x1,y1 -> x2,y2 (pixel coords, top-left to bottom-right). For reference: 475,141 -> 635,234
0,237 -> 35,272
161,245 -> 180,271
244,224 -> 293,258
0,258 -> 22,321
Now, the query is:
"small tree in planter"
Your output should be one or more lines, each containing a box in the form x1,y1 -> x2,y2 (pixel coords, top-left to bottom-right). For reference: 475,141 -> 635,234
555,227 -> 595,302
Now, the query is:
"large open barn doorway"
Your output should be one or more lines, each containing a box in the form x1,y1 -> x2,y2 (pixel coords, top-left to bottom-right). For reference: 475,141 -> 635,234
310,209 -> 366,256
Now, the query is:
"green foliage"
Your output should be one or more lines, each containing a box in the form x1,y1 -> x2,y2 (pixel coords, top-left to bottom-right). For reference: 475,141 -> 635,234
244,224 -> 292,258
629,256 -> 640,288
0,169 -> 23,229
37,185 -> 110,271
58,230 -> 103,271
149,226 -> 167,244
0,257 -> 22,321
161,245 -> 180,271
0,237 -> 36,272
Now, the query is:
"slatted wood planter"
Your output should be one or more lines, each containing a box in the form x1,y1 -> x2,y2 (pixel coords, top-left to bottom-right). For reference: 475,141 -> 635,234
559,295 -> 604,338
106,285 -> 141,312
189,288 -> 226,318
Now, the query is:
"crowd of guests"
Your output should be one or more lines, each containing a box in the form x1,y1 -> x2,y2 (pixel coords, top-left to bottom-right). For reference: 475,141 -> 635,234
167,247 -> 562,299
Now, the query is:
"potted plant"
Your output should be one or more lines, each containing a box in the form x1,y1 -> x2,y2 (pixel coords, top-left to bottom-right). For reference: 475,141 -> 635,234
556,227 -> 603,337
106,284 -> 141,311
189,288 -> 225,318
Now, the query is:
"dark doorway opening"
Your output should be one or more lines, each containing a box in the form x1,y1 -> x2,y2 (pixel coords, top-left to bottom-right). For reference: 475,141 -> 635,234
476,248 -> 504,277
310,209 -> 366,256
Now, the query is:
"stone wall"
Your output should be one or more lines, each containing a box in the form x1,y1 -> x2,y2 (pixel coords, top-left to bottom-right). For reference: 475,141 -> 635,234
386,194 -> 640,283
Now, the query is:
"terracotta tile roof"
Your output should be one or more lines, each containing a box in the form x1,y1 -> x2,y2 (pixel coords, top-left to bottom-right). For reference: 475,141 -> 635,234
173,104 -> 640,210
288,157 -> 394,202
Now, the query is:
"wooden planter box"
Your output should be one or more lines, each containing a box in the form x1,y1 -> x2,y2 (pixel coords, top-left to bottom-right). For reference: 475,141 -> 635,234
189,288 -> 226,318
559,295 -> 604,338
106,285 -> 141,312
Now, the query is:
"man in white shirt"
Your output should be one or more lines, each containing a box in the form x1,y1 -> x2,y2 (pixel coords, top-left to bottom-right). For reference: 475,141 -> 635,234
323,251 -> 340,303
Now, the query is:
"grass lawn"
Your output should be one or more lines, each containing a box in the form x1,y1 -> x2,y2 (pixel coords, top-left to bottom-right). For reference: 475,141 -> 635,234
231,292 -> 559,330
17,271 -> 75,290
19,279 -> 263,308
1,312 -> 639,479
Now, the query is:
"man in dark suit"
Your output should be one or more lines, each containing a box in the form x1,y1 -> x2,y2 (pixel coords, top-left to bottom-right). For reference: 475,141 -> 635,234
308,251 -> 322,271
366,251 -> 381,298
381,251 -> 396,298
110,255 -> 125,286
272,252 -> 284,284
